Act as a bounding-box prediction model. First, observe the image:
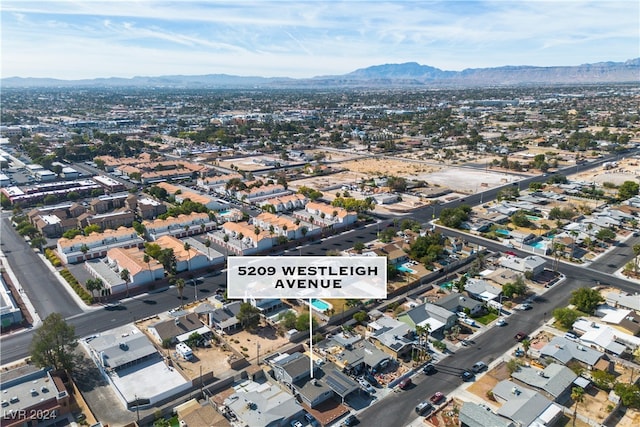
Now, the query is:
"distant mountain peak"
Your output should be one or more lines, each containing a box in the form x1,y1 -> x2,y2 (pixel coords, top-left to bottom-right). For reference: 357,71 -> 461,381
2,58 -> 638,89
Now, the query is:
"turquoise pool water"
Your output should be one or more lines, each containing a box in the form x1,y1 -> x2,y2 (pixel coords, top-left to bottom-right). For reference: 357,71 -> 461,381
440,282 -> 453,290
531,240 -> 547,249
526,215 -> 541,221
311,299 -> 331,311
397,264 -> 417,274
496,229 -> 510,235
218,209 -> 232,216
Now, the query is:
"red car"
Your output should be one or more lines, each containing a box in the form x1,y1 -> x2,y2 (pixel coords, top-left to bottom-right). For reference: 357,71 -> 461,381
430,392 -> 445,404
515,332 -> 527,342
398,378 -> 412,390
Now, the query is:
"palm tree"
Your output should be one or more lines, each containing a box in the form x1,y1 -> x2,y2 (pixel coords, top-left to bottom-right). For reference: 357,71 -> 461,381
254,226 -> 261,246
120,268 -> 131,298
521,338 -> 531,359
633,244 -> 640,275
204,239 -> 211,260
86,278 -> 103,302
183,242 -> 192,273
175,278 -> 186,309
143,254 -> 152,279
571,386 -> 585,426
552,242 -> 564,272
569,230 -> 579,259
415,323 -> 431,361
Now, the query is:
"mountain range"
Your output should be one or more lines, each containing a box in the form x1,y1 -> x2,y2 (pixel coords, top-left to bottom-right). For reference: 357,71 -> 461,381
2,59 -> 638,89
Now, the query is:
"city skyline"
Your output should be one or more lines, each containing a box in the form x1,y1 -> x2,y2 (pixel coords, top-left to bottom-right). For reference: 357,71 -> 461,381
1,0 -> 638,80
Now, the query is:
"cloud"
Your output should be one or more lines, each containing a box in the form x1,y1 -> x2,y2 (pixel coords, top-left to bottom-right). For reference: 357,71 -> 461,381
1,1 -> 637,79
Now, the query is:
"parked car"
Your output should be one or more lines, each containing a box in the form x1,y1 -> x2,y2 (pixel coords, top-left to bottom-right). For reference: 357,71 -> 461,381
496,318 -> 506,327
514,332 -> 527,341
364,373 -> 380,387
358,378 -> 376,394
518,303 -> 532,311
342,414 -> 359,426
415,401 -> 434,415
472,361 -> 487,373
430,392 -> 445,404
398,378 -> 412,390
422,363 -> 436,375
514,348 -> 524,357
461,371 -> 474,381
290,420 -> 303,427
304,412 -> 316,424
564,332 -> 578,341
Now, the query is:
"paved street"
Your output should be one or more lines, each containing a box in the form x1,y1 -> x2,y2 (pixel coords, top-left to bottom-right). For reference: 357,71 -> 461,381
1,215 -> 83,319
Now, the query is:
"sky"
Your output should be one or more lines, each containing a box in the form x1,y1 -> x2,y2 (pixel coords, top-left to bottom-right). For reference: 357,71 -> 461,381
1,1 -> 638,80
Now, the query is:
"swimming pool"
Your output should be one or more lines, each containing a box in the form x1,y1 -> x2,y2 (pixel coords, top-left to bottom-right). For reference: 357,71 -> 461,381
218,209 -> 232,216
310,299 -> 332,312
496,229 -> 510,236
526,215 -> 541,221
396,264 -> 417,274
440,282 -> 453,290
531,240 -> 548,249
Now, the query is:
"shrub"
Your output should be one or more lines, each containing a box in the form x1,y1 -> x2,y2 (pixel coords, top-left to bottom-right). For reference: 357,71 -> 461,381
60,269 -> 93,304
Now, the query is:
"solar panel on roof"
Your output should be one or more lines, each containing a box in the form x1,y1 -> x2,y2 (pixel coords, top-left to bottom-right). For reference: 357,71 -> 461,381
324,374 -> 350,396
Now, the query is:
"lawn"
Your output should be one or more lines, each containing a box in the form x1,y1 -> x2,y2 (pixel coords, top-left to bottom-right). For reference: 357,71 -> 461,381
474,312 -> 499,325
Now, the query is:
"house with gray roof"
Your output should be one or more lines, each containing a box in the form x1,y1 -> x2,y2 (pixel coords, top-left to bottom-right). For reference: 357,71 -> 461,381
492,380 -> 563,427
224,381 -> 303,427
511,363 -> 578,403
499,254 -> 546,276
605,291 -> 640,312
459,402 -> 514,427
148,312 -> 210,344
368,315 -> 414,359
318,332 -> 391,375
464,278 -> 502,302
397,302 -> 457,339
207,301 -> 242,333
89,332 -> 158,372
435,293 -> 484,316
269,353 -> 358,408
539,336 -> 605,368
272,352 -> 312,385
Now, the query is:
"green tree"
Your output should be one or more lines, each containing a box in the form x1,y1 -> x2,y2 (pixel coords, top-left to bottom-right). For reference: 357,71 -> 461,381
353,310 -> 369,324
439,205 -> 471,229
613,383 -> 640,409
595,228 -> 616,241
29,313 -> 79,372
591,370 -> 616,391
553,307 -> 581,329
353,242 -> 365,253
618,180 -> 639,200
570,287 -> 603,315
84,224 -> 101,235
278,310 -> 297,330
511,210 -> 532,228
295,311 -> 318,331
237,302 -> 261,331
